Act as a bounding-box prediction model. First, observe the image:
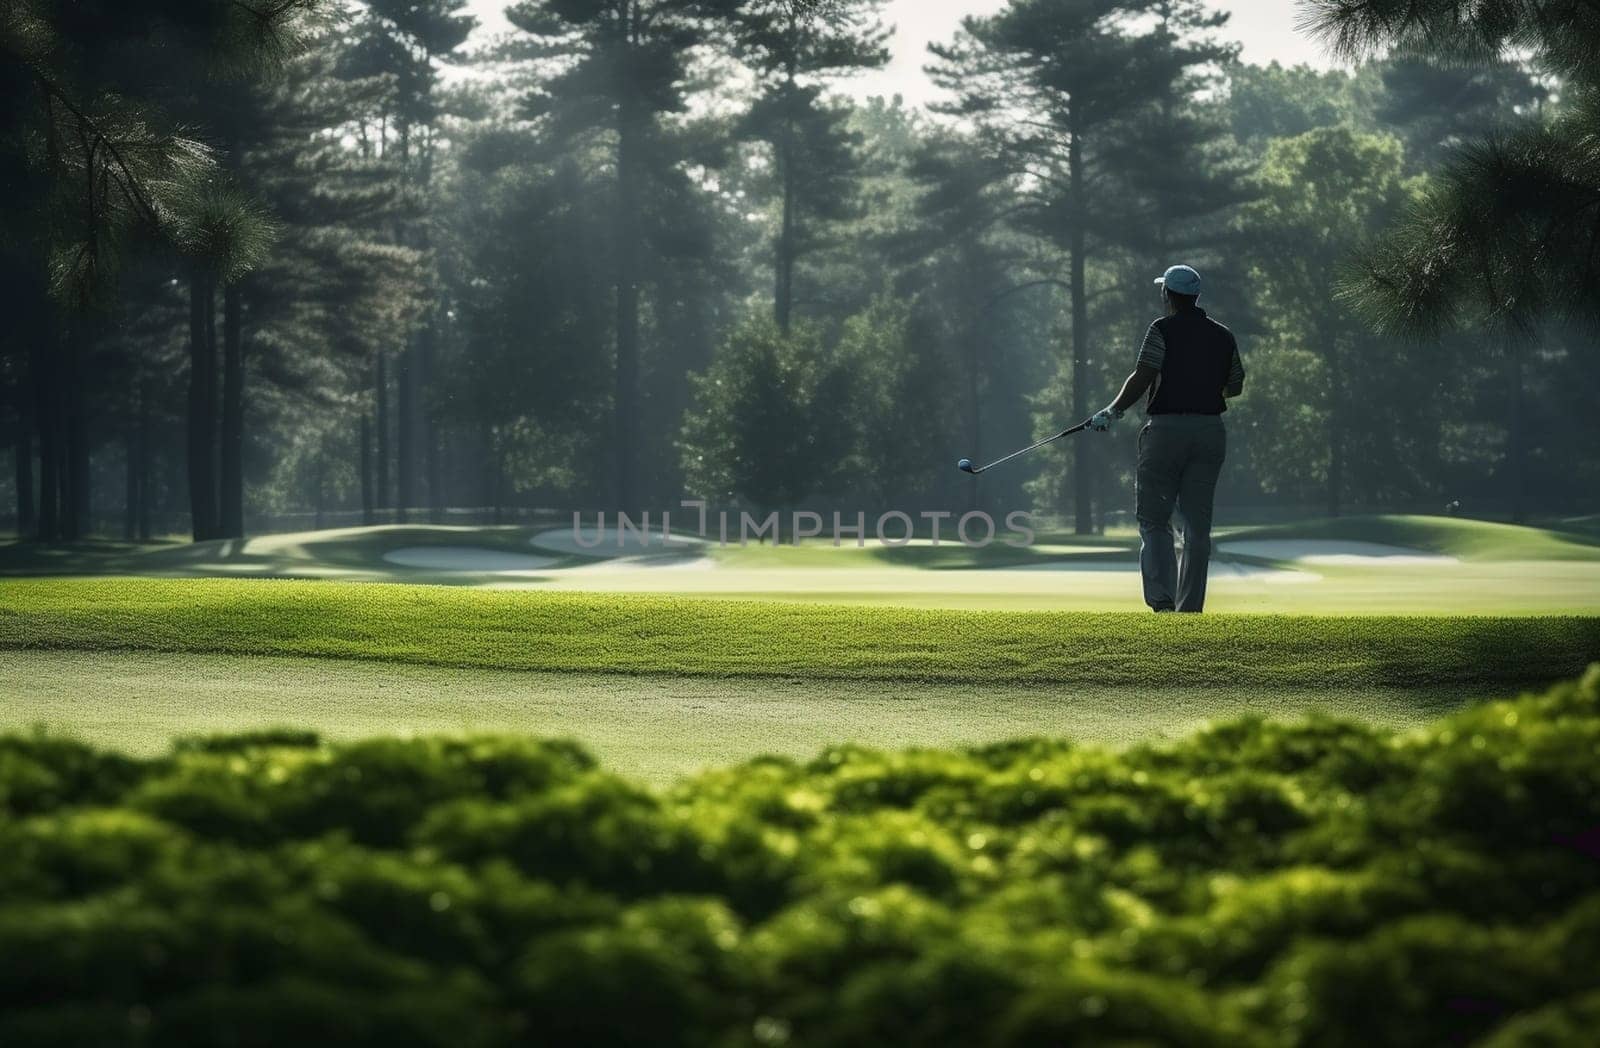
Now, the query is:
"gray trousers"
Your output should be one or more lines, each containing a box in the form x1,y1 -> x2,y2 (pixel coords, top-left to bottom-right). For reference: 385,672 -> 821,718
1136,415 -> 1227,613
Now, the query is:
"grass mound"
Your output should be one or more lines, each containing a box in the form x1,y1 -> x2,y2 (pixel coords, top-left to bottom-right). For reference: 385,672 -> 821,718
3,667 -> 1599,1045
4,578 -> 1599,690
1223,514 -> 1600,561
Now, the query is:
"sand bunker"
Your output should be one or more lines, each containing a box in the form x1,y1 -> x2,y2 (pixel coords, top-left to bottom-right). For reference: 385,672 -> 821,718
1220,540 -> 1459,565
561,556 -> 718,574
382,547 -> 560,573
532,526 -> 709,558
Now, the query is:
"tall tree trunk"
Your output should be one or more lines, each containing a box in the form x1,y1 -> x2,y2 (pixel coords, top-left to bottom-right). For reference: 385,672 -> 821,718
219,283 -> 245,539
33,337 -> 60,541
187,271 -> 218,541
360,413 -> 375,525
1068,128 -> 1092,535
424,402 -> 441,522
421,315 -> 443,523
491,435 -> 505,526
562,158 -> 607,500
14,376 -> 35,537
394,114 -> 415,526
1507,334 -> 1526,524
1328,433 -> 1343,518
775,88 -> 797,334
136,378 -> 151,541
62,323 -> 88,541
614,106 -> 643,510
963,253 -> 982,513
396,343 -> 414,523
313,443 -> 326,530
124,408 -> 139,541
1326,339 -> 1343,518
375,353 -> 390,514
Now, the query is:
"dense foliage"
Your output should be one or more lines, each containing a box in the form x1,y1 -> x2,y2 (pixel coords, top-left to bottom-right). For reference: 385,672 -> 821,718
1303,0 -> 1600,524
2,666 -> 1597,1045
1304,0 -> 1600,330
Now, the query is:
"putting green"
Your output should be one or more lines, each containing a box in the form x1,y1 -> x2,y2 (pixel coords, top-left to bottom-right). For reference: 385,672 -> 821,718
0,650 -> 1476,784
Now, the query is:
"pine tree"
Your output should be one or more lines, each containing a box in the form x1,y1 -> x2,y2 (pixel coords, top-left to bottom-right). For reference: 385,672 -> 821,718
1306,0 -> 1600,332
169,176 -> 277,540
506,0 -> 727,510
1305,0 -> 1598,522
1106,0 -> 1249,266
341,0 -> 474,523
725,0 -> 889,332
1,0 -> 323,540
239,37 -> 425,535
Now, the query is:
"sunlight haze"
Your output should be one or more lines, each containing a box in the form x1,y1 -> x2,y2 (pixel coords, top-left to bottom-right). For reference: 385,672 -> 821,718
464,0 -> 1336,105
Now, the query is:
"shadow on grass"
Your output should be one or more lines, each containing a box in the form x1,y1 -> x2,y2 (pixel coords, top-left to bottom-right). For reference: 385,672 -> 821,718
0,527 -> 594,586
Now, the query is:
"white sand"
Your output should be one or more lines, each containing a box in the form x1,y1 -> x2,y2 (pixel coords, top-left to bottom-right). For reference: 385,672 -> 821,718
1220,540 -> 1459,565
382,547 -> 560,573
558,555 -> 718,574
242,524 -> 494,556
532,525 -> 709,557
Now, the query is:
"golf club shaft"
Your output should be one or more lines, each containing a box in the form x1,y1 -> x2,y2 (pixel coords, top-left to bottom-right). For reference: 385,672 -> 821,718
970,420 -> 1091,474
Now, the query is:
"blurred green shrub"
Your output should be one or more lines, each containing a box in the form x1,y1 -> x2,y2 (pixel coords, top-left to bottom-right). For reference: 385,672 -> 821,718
1,665 -> 1597,1045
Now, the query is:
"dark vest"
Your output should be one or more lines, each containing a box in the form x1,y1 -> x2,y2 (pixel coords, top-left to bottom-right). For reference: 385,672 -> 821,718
1148,308 -> 1235,416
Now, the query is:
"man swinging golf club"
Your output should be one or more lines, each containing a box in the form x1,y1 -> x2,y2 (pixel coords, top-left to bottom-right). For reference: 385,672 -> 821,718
1088,265 -> 1245,613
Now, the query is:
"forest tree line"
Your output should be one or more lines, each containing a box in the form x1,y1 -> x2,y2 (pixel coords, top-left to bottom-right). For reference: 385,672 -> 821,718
1,0 -> 1593,542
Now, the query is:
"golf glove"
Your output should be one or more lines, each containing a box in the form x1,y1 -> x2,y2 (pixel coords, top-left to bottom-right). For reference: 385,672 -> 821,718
1089,406 -> 1123,432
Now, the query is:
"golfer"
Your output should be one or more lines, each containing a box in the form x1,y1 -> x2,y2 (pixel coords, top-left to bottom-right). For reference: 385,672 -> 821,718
1089,264 -> 1245,613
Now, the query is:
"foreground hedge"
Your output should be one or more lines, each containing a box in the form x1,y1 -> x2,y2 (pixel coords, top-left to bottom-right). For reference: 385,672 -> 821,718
3,669 -> 1599,1046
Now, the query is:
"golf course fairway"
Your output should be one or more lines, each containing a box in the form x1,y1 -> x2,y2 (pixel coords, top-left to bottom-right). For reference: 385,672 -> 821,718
4,578 -> 1598,780
0,650 -> 1482,783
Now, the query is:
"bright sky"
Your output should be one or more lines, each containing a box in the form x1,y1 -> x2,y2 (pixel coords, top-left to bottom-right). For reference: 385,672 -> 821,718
464,1 -> 1336,105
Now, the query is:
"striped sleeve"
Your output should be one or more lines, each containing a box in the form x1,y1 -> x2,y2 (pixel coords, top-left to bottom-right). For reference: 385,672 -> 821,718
1224,340 -> 1245,397
1137,322 -> 1166,370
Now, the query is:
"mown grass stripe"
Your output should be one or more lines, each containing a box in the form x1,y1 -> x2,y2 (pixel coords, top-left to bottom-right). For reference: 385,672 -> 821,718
1,577 -> 1597,690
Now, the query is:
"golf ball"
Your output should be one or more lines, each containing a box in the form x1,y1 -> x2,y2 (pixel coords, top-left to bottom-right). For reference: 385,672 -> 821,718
958,458 -> 972,471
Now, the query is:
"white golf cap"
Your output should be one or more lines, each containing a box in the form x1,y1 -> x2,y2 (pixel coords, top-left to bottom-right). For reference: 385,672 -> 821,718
1155,265 -> 1202,295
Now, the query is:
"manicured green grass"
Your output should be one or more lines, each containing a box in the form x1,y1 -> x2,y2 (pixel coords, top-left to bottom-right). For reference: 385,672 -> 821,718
3,577 -> 1597,691
0,650 -> 1473,783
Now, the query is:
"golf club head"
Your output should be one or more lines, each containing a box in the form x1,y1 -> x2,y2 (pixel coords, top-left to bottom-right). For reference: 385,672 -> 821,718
958,458 -> 976,474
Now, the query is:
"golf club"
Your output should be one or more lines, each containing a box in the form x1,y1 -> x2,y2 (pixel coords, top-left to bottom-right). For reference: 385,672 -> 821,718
958,420 -> 1093,475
